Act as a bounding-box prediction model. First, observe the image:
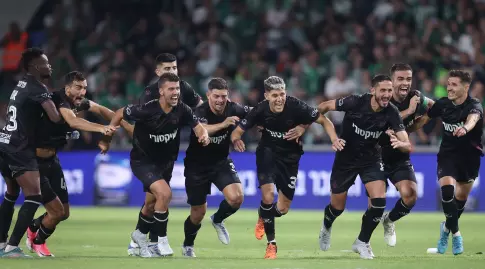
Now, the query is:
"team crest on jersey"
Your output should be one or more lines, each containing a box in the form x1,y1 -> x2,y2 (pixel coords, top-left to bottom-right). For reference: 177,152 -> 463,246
311,108 -> 318,117
126,105 -> 132,115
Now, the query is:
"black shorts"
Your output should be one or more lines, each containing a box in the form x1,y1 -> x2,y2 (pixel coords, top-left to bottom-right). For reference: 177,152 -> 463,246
1,150 -> 38,178
0,152 -> 12,180
330,160 -> 386,194
256,147 -> 300,201
130,159 -> 174,192
437,153 -> 481,183
38,155 -> 68,204
385,160 -> 417,185
184,158 -> 240,206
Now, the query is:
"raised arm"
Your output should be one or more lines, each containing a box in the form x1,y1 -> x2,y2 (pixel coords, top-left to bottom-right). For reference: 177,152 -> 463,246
89,101 -> 133,137
59,107 -> 115,135
41,100 -> 62,123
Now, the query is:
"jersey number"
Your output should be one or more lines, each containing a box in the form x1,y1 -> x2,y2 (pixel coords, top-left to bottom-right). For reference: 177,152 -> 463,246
288,176 -> 297,189
61,177 -> 67,190
4,106 -> 17,131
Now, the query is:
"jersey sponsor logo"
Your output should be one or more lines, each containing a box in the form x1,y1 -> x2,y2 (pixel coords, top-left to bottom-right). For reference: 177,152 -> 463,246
265,128 -> 287,139
9,90 -> 18,100
149,129 -> 178,143
16,81 -> 27,88
352,123 -> 383,139
209,132 -> 228,144
0,132 -> 11,144
442,121 -> 464,133
244,106 -> 250,112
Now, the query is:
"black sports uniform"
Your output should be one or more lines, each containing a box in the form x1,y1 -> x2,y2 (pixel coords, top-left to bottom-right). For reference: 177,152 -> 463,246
34,90 -> 90,204
238,96 -> 319,200
330,93 -> 405,194
0,75 -> 51,178
123,100 -> 199,192
379,90 -> 426,184
428,96 -> 483,182
139,80 -> 201,107
184,101 -> 250,206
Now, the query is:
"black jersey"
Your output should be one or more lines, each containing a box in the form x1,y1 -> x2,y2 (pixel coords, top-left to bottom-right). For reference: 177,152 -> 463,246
36,90 -> 91,149
185,101 -> 250,164
124,100 -> 199,162
139,80 -> 201,107
380,90 -> 426,164
0,75 -> 52,153
428,96 -> 483,156
335,93 -> 405,165
238,96 -> 319,155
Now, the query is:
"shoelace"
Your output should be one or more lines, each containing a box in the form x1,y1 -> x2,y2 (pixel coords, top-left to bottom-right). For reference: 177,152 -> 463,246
384,221 -> 395,234
185,246 -> 195,256
320,228 -> 330,240
452,237 -> 461,249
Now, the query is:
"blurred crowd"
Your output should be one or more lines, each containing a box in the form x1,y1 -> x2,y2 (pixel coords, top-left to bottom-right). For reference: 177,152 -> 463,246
1,0 -> 485,150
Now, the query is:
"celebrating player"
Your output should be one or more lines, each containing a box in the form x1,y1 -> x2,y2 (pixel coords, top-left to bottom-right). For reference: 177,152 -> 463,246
128,53 -> 203,255
104,73 -> 209,258
230,76 -> 340,259
377,63 -> 434,247
0,48 -> 63,258
410,70 -> 482,255
21,71 -> 129,256
181,78 -> 249,257
317,75 -> 412,259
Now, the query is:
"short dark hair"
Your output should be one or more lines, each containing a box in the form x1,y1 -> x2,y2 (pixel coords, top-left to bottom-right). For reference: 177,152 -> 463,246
371,74 -> 392,87
449,70 -> 472,84
156,53 -> 177,65
208,77 -> 228,90
390,63 -> 412,76
21,48 -> 44,71
64,71 -> 86,85
157,72 -> 180,88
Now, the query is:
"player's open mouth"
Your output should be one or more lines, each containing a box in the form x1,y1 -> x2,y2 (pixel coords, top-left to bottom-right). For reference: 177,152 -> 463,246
171,96 -> 178,101
399,86 -> 409,94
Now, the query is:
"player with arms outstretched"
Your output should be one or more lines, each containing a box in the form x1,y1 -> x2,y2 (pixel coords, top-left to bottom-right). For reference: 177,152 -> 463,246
230,76 -> 341,259
103,73 -> 209,258
410,70 -> 482,255
317,75 -> 412,259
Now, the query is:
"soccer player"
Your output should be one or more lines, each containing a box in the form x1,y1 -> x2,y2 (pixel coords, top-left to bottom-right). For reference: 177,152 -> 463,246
139,53 -> 202,107
409,70 -> 482,255
0,48 -> 63,258
104,73 -> 209,258
128,53 -> 203,255
317,75 -> 412,259
21,71 -> 127,256
182,78 -> 249,257
230,76 -> 341,259
377,63 -> 434,247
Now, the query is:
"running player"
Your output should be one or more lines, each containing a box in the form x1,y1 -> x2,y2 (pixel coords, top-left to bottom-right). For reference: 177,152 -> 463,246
378,63 -> 434,247
230,76 -> 341,259
0,48 -> 63,258
105,73 -> 209,258
182,78 -> 249,257
317,75 -> 412,259
410,70 -> 482,255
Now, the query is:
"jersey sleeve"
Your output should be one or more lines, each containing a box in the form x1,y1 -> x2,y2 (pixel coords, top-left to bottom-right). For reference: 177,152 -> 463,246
123,104 -> 149,122
388,105 -> 405,132
335,94 -> 360,112
181,81 -> 202,108
294,99 -> 319,124
30,85 -> 51,104
467,100 -> 484,119
180,103 -> 199,128
139,85 -> 158,105
194,106 -> 208,124
238,102 -> 264,130
232,102 -> 251,119
427,98 -> 445,118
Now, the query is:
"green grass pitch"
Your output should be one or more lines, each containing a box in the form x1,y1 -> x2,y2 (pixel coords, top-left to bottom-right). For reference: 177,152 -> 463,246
2,207 -> 484,269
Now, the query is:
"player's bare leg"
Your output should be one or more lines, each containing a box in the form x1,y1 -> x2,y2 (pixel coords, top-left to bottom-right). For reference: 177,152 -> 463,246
150,180 -> 173,257
1,171 -> 42,258
382,180 -> 417,247
26,196 -> 64,257
352,180 -> 386,260
182,203 -> 206,258
319,192 -> 346,251
210,183 -> 243,245
0,178 -> 20,251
